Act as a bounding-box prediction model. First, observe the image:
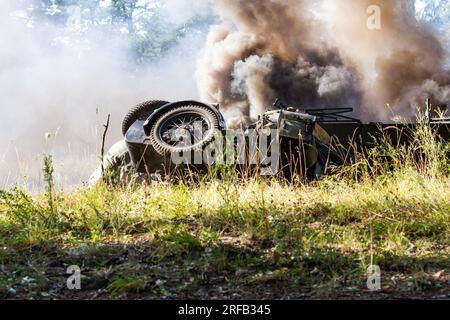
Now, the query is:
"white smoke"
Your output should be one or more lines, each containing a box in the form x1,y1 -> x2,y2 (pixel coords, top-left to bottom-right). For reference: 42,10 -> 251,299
0,0 -> 207,190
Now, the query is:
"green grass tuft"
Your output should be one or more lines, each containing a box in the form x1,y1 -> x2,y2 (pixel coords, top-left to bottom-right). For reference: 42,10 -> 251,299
0,124 -> 449,299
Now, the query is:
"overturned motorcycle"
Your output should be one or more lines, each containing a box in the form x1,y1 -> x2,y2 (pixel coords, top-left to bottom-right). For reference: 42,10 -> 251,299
122,99 -> 351,180
90,99 -> 449,185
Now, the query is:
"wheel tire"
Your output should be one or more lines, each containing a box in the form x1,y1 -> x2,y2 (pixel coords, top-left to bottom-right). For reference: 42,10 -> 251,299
122,100 -> 169,136
149,104 -> 220,155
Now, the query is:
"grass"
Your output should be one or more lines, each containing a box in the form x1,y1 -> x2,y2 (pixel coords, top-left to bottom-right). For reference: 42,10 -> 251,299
0,123 -> 449,299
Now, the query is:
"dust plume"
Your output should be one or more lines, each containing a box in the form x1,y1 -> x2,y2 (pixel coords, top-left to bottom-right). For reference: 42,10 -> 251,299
198,0 -> 450,125
324,0 -> 450,120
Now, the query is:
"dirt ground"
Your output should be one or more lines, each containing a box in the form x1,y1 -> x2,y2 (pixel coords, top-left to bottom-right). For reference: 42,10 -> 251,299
1,238 -> 448,300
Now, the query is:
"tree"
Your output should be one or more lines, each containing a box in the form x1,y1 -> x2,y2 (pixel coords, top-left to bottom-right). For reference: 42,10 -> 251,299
17,0 -> 214,63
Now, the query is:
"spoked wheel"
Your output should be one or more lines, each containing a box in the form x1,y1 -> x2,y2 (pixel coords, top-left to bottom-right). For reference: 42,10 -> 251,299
150,104 -> 220,155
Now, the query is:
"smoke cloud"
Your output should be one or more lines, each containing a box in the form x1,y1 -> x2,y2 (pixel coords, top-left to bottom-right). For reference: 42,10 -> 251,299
198,0 -> 450,125
0,0 -> 206,189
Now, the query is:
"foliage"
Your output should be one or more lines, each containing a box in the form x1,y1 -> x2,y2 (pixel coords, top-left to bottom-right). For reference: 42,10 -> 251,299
0,125 -> 449,298
18,0 -> 214,62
